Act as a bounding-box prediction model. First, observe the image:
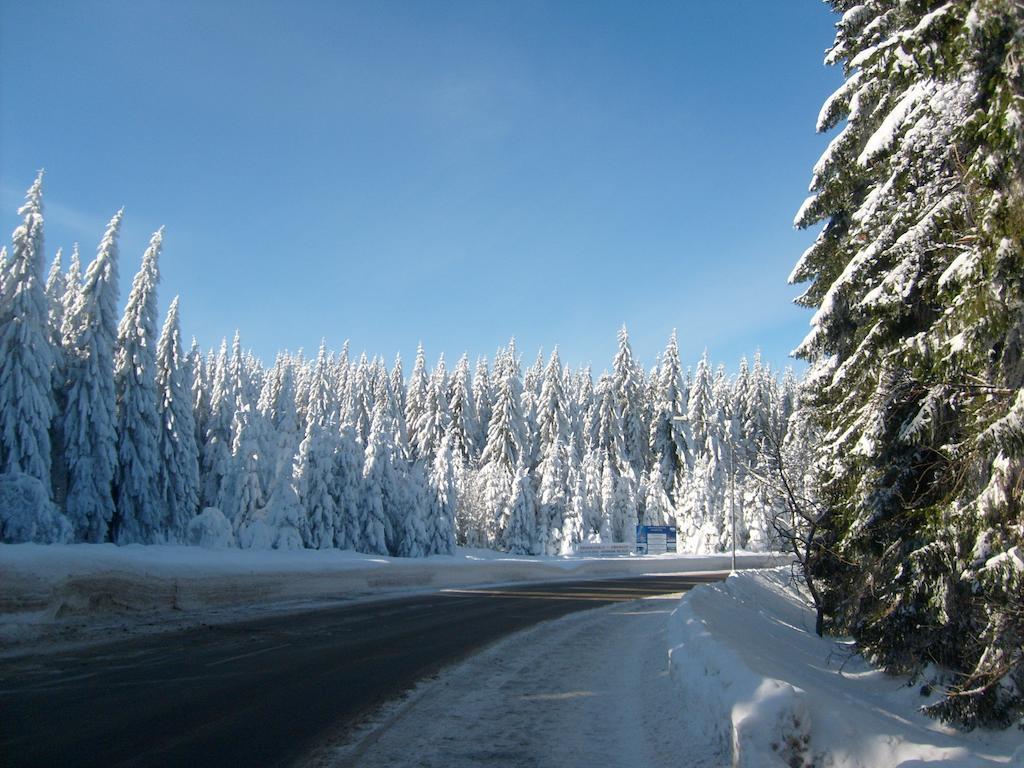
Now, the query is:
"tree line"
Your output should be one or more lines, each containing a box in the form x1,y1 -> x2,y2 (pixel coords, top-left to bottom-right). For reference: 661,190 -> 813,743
0,180 -> 797,558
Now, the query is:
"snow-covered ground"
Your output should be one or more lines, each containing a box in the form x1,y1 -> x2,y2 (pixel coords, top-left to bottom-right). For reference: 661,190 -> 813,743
669,569 -> 1022,767
0,543 -> 776,654
311,568 -> 1024,768
309,593 -> 699,768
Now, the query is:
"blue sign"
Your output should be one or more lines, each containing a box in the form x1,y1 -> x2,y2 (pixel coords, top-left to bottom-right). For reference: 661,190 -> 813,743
635,525 -> 677,555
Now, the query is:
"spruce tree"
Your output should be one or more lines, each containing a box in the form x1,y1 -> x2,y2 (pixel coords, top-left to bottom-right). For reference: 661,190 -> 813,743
405,343 -> 428,455
0,173 -> 56,489
361,408 -> 394,555
426,434 -> 458,555
63,210 -> 122,541
295,342 -> 339,549
200,339 -> 233,511
793,0 -> 1024,726
649,331 -> 691,506
612,325 -> 648,480
113,229 -> 164,543
471,356 -> 493,454
446,353 -> 478,465
501,458 -> 536,555
413,354 -> 450,464
155,297 -> 200,541
44,249 -> 65,352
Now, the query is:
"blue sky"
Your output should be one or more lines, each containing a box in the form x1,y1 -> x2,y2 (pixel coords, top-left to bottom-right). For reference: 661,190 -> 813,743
0,0 -> 841,375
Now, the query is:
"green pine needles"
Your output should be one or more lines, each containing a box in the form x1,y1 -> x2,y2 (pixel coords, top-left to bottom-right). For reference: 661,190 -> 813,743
793,0 -> 1024,728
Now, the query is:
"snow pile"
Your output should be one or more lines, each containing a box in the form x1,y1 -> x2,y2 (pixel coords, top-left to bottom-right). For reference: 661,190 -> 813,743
667,568 -> 1024,767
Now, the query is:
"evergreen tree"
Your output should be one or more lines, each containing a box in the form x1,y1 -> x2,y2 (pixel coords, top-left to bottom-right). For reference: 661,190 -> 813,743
471,356 -> 493,454
480,343 -> 526,475
612,326 -> 648,479
333,424 -> 365,550
200,339 -> 234,511
413,354 -> 450,464
561,440 -> 586,553
113,229 -> 164,543
536,433 -> 569,555
535,348 -> 570,464
154,297 -> 200,542
501,458 -> 536,555
578,447 -> 604,539
687,351 -> 715,459
446,353 -> 478,465
295,342 -> 338,548
226,402 -> 264,534
405,343 -> 428,455
426,434 -> 458,555
361,409 -> 394,555
792,0 -> 1024,726
62,210 -> 122,541
59,245 -> 82,347
649,331 -> 691,506
0,173 -> 56,489
389,353 -> 406,421
44,249 -> 65,352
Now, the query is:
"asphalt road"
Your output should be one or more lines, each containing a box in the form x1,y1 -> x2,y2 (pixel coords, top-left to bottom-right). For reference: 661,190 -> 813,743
0,573 -> 726,768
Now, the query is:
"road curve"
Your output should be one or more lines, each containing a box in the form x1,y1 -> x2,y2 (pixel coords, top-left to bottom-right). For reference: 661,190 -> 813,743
0,573 -> 726,768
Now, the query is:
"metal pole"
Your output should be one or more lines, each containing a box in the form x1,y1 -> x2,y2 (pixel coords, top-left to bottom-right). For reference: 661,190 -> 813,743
730,438 -> 737,575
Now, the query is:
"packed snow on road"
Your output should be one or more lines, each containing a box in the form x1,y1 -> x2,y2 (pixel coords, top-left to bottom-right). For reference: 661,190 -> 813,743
314,568 -> 1024,768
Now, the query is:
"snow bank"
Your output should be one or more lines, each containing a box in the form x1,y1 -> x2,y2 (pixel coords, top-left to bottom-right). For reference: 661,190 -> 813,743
667,568 -> 1023,768
0,543 -> 777,652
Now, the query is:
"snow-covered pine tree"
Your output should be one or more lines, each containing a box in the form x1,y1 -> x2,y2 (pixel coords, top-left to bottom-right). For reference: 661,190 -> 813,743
686,351 -> 715,462
226,402 -> 264,539
332,423 -> 364,550
471,356 -> 492,455
560,438 -> 586,553
479,342 -> 527,544
389,353 -> 406,421
44,249 -> 65,352
187,337 -> 208,452
425,433 -> 458,555
501,457 -> 537,555
200,339 -> 234,512
792,0 -> 1024,727
479,343 -> 526,476
0,173 -> 56,490
346,353 -> 374,446
578,447 -> 604,540
535,348 -> 570,465
404,343 -> 428,456
643,462 -> 674,527
446,353 -> 478,466
649,331 -> 691,506
62,210 -> 123,542
394,457 -> 429,558
295,342 -> 339,549
360,408 -> 394,555
612,326 -> 648,481
59,245 -> 82,346
536,432 -> 569,555
113,229 -> 164,543
154,297 -> 200,542
413,354 -> 450,464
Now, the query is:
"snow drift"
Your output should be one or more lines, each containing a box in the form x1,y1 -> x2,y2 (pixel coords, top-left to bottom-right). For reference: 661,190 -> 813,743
667,568 -> 1023,767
